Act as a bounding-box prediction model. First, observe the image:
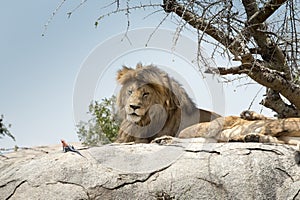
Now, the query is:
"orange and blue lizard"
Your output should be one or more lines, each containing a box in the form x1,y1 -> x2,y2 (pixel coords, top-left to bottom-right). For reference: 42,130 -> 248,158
61,139 -> 84,157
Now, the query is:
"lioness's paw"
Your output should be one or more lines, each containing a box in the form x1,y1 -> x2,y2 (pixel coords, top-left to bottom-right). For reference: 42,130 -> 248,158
244,134 -> 260,143
240,110 -> 268,120
151,135 -> 175,145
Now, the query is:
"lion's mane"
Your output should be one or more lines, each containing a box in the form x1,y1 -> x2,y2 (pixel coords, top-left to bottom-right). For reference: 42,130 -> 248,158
115,63 -> 220,143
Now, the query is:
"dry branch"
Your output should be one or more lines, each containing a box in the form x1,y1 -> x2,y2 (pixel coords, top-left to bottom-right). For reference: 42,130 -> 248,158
247,0 -> 288,25
242,0 -> 290,76
162,0 -> 244,58
261,89 -> 300,118
163,0 -> 299,117
208,62 -> 300,111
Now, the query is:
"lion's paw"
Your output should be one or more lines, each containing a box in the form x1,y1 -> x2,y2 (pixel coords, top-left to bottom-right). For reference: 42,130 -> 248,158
240,110 -> 268,120
151,135 -> 175,145
244,134 -> 260,143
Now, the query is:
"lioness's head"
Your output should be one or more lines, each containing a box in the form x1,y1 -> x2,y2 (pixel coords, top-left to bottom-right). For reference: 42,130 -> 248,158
116,63 -> 196,126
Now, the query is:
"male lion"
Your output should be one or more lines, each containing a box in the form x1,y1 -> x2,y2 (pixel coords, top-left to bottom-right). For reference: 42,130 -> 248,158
115,63 -> 220,143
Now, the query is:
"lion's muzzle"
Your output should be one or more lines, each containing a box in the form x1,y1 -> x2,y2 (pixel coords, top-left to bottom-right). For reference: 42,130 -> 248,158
126,104 -> 145,123
130,104 -> 141,110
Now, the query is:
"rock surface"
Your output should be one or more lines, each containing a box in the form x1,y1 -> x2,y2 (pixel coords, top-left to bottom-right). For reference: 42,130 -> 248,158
1,140 -> 300,200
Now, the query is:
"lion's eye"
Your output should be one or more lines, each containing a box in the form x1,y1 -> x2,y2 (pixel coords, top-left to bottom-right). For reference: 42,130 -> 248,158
128,90 -> 133,95
143,92 -> 149,98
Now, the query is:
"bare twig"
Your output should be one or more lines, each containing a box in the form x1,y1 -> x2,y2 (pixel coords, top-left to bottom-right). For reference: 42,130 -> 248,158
42,0 -> 67,36
95,3 -> 161,25
67,0 -> 88,18
145,13 -> 170,46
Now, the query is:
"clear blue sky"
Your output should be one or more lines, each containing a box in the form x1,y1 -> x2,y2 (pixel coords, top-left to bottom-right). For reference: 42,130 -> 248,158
0,1 -> 272,149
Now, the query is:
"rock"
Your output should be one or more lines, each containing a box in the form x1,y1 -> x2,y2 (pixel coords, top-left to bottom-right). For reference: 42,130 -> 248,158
1,141 -> 300,199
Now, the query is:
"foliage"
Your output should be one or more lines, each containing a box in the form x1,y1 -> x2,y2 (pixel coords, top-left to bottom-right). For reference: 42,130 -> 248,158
77,96 -> 120,146
0,115 -> 15,141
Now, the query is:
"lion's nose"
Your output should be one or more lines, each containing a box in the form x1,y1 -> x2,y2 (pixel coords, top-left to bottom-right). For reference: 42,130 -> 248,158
130,105 -> 140,110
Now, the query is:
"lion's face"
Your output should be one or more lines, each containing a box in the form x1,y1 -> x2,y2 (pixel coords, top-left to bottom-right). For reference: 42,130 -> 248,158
123,82 -> 163,124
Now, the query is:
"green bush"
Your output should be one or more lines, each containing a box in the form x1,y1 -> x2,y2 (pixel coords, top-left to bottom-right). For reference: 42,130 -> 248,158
0,115 -> 15,141
77,96 -> 120,146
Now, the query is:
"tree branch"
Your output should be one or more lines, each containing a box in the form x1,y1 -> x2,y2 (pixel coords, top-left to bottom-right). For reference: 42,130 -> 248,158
207,62 -> 300,110
247,65 -> 299,107
162,0 -> 243,58
242,0 -> 290,77
248,0 -> 288,25
205,64 -> 251,75
261,89 -> 300,118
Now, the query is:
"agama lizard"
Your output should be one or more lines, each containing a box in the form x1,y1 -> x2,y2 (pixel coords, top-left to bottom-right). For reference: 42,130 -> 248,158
61,139 -> 85,157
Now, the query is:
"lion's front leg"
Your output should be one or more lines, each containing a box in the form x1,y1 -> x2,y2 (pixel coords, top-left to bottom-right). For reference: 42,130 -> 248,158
115,131 -> 135,143
151,135 -> 176,145
115,131 -> 151,143
229,133 -> 284,144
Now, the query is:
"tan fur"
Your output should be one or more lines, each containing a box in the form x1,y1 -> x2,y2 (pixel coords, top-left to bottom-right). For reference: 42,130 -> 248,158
179,111 -> 300,145
115,63 -> 220,143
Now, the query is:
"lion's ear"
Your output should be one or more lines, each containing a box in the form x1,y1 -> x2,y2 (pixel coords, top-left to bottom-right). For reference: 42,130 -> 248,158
136,62 -> 143,69
117,66 -> 135,85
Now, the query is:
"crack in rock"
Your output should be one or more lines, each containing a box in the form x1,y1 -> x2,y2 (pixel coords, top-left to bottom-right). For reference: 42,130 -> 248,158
221,172 -> 230,178
105,164 -> 173,190
197,176 -> 229,197
246,147 -> 283,155
0,180 -> 17,188
275,167 -> 294,182
293,189 -> 300,200
5,180 -> 27,200
89,163 -> 175,199
46,180 -> 86,188
87,163 -> 174,199
20,147 -> 49,154
197,177 -> 223,188
185,149 -> 221,155
0,154 -> 9,159
46,181 -> 90,199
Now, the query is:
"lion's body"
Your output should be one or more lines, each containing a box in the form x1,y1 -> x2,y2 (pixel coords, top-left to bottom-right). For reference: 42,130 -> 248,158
116,64 -> 220,143
179,111 -> 300,145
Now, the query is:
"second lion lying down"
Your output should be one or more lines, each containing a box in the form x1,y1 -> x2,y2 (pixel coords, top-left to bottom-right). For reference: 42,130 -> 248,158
178,110 -> 300,145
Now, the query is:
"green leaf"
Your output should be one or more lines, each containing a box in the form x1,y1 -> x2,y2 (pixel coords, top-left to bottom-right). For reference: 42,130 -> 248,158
76,95 -> 120,146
